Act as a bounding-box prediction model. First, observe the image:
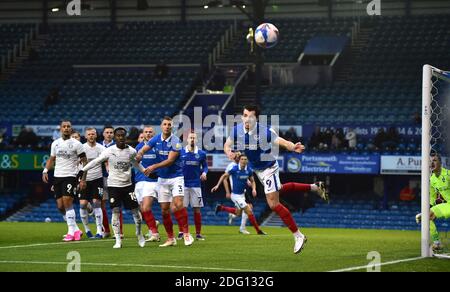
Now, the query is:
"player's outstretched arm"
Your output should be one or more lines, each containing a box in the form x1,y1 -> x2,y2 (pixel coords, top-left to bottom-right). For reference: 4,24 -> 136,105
223,176 -> 231,199
132,159 -> 146,174
211,172 -> 228,192
81,153 -> 108,175
136,144 -> 151,162
42,156 -> 56,183
224,137 -> 237,160
274,136 -> 305,153
144,151 -> 179,176
78,153 -> 88,190
249,176 -> 257,197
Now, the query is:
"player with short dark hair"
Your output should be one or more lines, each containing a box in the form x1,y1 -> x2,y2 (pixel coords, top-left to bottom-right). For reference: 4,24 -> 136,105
43,120 -> 86,241
224,105 -> 308,254
136,116 -> 194,247
79,127 -> 146,248
100,125 -> 123,238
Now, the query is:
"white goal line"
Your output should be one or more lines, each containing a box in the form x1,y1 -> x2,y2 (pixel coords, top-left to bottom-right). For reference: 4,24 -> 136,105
328,256 -> 424,272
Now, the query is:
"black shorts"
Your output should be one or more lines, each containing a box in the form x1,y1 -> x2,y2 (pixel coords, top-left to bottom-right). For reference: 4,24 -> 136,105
53,177 -> 77,199
108,185 -> 139,210
79,178 -> 104,201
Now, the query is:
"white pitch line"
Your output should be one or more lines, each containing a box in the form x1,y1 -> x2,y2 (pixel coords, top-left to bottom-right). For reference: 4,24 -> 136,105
328,256 -> 424,272
0,260 -> 274,272
0,239 -> 116,249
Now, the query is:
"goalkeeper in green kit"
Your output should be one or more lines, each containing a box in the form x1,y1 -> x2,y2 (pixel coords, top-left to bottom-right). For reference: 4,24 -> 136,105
416,153 -> 450,252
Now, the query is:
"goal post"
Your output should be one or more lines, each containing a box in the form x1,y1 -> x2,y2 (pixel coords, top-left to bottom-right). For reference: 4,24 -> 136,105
422,64 -> 450,258
422,64 -> 431,258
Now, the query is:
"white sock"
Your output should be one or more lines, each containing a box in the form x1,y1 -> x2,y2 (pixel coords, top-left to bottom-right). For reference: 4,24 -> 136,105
80,207 -> 90,233
310,184 -> 319,192
131,209 -> 142,236
94,207 -> 103,234
87,202 -> 93,214
240,212 -> 248,230
62,215 -> 67,222
293,230 -> 303,239
65,208 -> 78,235
111,209 -> 121,238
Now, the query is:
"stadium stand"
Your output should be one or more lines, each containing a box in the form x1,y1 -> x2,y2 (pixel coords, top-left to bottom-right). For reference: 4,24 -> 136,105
0,24 -> 35,59
30,69 -> 197,125
263,199 -> 450,232
0,21 -> 232,126
0,193 -> 28,218
260,15 -> 450,126
86,20 -> 232,64
219,17 -> 354,63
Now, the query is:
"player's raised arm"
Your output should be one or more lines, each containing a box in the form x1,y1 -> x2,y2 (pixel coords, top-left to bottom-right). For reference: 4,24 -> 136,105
136,144 -> 151,161
79,150 -> 109,179
211,172 -> 229,192
224,136 -> 237,161
274,135 -> 305,154
132,158 -> 146,174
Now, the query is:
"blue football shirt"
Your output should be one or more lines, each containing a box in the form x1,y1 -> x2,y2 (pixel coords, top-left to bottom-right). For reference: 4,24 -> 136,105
181,146 -> 208,188
147,133 -> 183,179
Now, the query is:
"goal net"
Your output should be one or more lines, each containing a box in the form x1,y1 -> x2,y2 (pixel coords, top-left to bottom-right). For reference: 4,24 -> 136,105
422,64 -> 450,259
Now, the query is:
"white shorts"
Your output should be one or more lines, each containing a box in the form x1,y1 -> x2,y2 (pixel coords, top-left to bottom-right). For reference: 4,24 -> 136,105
254,162 -> 281,194
231,194 -> 247,210
158,176 -> 184,203
135,181 -> 158,204
102,177 -> 109,200
184,187 -> 204,208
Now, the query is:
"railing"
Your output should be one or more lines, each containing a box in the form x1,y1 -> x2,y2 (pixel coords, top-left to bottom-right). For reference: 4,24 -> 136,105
351,19 -> 360,46
179,89 -> 200,117
0,24 -> 38,76
218,68 -> 248,117
208,21 -> 237,71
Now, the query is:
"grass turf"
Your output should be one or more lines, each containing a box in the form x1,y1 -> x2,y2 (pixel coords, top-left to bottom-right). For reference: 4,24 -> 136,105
0,222 -> 449,272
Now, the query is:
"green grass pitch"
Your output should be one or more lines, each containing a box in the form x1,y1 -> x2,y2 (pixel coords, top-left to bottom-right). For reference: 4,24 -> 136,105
0,222 -> 449,272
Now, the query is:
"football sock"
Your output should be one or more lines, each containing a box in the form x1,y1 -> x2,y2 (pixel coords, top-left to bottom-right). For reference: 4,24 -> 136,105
111,207 -> 121,238
162,213 -> 174,239
247,213 -> 261,233
131,208 -> 143,236
142,210 -> 158,234
79,205 -> 90,233
194,212 -> 202,235
240,212 -> 248,230
273,204 -> 298,233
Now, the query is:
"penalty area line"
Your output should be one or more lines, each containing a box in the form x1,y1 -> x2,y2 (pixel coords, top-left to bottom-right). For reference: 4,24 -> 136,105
0,260 -> 274,272
328,256 -> 424,272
